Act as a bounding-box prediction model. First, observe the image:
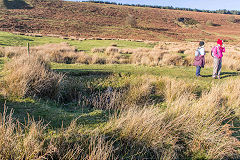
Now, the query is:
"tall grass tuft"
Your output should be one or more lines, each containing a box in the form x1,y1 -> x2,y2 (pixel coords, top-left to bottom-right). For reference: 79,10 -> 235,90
1,54 -> 63,99
0,106 -> 56,159
0,105 -> 116,159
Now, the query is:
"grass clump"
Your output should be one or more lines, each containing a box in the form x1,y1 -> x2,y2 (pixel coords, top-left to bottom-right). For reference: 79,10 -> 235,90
0,106 -> 115,159
1,54 -> 63,99
103,79 -> 240,159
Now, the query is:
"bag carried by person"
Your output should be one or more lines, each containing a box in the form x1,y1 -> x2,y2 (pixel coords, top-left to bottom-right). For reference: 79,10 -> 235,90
195,48 -> 200,57
211,46 -> 219,57
194,48 -> 201,61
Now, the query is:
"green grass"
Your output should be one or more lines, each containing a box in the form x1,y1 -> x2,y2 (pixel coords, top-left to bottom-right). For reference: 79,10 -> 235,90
0,96 -> 109,129
0,31 -> 65,47
0,58 -> 4,71
0,31 -> 155,52
52,63 -> 240,85
68,39 -> 155,52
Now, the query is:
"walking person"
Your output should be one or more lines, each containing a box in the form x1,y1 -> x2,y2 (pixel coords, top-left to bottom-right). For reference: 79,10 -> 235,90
212,39 -> 225,79
193,41 -> 206,77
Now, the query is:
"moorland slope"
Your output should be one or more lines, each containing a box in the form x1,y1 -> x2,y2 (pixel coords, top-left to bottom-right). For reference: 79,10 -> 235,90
0,0 -> 240,42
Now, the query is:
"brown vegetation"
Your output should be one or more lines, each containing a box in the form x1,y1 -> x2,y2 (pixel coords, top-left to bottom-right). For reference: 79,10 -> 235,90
154,41 -> 240,70
0,106 -> 115,159
1,54 -> 63,99
103,77 -> 240,159
1,72 -> 240,159
125,14 -> 137,28
1,41 -> 240,70
1,1 -> 240,41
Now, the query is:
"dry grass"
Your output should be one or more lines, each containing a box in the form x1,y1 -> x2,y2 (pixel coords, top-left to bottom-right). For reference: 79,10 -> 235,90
105,47 -> 119,56
0,105 -> 115,159
0,106 -> 55,159
153,41 -> 240,70
162,77 -> 197,103
5,42 -> 240,68
0,48 -> 4,57
123,76 -> 156,105
1,54 -> 63,99
1,75 -> 240,159
91,47 -> 106,53
105,79 -> 240,159
130,48 -> 185,66
79,89 -> 124,110
76,52 -> 93,64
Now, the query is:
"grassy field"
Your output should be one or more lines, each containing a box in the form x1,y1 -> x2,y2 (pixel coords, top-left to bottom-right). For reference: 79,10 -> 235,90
0,31 -> 155,52
0,32 -> 240,159
0,31 -> 239,130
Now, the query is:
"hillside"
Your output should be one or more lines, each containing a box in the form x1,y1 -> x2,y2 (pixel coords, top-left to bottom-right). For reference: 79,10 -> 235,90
0,1 -> 240,42
0,0 -> 31,9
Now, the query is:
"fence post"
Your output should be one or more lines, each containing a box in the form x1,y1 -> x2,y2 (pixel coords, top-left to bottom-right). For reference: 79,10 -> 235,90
27,42 -> 30,56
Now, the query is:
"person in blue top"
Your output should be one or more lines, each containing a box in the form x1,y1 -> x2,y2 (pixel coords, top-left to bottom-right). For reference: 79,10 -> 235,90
193,41 -> 206,77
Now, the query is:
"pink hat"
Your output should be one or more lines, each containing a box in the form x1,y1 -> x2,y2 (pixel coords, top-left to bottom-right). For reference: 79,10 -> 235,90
217,39 -> 223,46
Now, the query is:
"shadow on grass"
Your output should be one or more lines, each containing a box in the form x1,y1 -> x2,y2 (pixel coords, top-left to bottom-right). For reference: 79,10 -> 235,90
202,71 -> 239,79
0,98 -> 110,129
54,68 -> 114,76
221,72 -> 240,79
232,117 -> 240,140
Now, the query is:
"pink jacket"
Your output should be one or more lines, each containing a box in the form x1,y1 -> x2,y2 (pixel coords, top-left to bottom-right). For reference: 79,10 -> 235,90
213,46 -> 225,59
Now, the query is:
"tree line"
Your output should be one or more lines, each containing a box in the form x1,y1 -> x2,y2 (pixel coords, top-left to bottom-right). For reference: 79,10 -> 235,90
82,0 -> 240,15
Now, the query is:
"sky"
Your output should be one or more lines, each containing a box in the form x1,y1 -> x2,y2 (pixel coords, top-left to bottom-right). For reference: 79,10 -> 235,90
77,0 -> 240,11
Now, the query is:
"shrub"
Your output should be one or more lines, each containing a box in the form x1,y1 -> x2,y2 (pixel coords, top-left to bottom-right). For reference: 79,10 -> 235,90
178,17 -> 198,25
1,54 -> 63,99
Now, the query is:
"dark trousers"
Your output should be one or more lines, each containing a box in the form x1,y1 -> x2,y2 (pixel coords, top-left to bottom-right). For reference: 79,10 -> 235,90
196,66 -> 201,76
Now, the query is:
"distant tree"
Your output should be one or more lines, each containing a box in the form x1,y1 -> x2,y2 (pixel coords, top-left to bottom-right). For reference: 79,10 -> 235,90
126,14 -> 137,28
84,1 -> 240,15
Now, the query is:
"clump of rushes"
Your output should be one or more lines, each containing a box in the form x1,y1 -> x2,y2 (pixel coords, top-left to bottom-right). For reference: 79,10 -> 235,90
1,54 -> 63,99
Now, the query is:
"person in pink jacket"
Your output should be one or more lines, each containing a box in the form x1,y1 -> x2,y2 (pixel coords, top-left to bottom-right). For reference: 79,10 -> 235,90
212,39 -> 225,79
